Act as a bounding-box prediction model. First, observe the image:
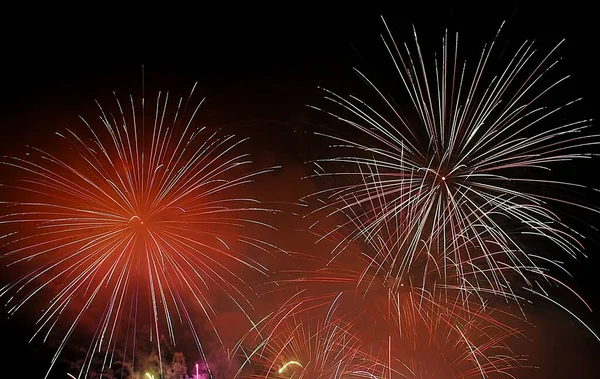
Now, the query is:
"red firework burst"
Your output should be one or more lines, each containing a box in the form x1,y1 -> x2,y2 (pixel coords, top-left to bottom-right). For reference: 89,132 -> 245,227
0,84 -> 279,378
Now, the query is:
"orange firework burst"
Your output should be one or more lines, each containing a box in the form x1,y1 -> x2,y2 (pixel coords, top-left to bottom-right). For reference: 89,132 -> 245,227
0,84 -> 279,378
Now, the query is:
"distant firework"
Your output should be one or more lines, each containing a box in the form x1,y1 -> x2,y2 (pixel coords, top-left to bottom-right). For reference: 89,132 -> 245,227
0,84 -> 279,378
307,17 -> 599,298
269,225 -> 523,377
366,302 -> 522,379
235,312 -> 367,378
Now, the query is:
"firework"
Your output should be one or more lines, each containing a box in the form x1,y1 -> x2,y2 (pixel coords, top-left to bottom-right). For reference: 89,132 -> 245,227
267,210 -> 524,378
367,302 -> 522,379
267,254 -> 523,378
234,310 -> 368,378
287,151 -> 528,375
306,17 -> 599,298
0,84 -> 279,378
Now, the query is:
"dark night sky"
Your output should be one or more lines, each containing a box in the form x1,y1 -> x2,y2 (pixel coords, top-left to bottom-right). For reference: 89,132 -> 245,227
0,5 -> 599,378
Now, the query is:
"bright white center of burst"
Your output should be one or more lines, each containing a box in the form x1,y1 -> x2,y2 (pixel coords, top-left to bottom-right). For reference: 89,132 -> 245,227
441,176 -> 446,181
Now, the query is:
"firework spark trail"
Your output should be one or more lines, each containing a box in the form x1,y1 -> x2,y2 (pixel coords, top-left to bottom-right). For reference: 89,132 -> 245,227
366,304 -> 522,379
282,149 -> 540,376
305,17 -> 599,300
262,199 -> 526,378
304,163 -> 523,307
0,84 -> 281,378
264,249 -> 524,378
234,306 -> 368,379
298,140 -> 600,375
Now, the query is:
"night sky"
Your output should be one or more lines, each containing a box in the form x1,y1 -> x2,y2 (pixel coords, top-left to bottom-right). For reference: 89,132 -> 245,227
1,5 -> 598,378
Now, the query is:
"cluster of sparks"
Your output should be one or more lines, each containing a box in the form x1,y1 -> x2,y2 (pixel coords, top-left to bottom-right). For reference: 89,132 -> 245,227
238,17 -> 598,379
0,86 -> 279,378
308,19 -> 597,298
0,16 -> 598,379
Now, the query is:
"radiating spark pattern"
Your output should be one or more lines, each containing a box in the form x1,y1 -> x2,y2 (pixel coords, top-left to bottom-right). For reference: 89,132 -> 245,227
0,84 -> 279,378
291,16 -> 600,377
269,228 -> 524,378
272,148 -> 528,377
235,312 -> 367,379
306,17 -> 599,297
367,306 -> 522,379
